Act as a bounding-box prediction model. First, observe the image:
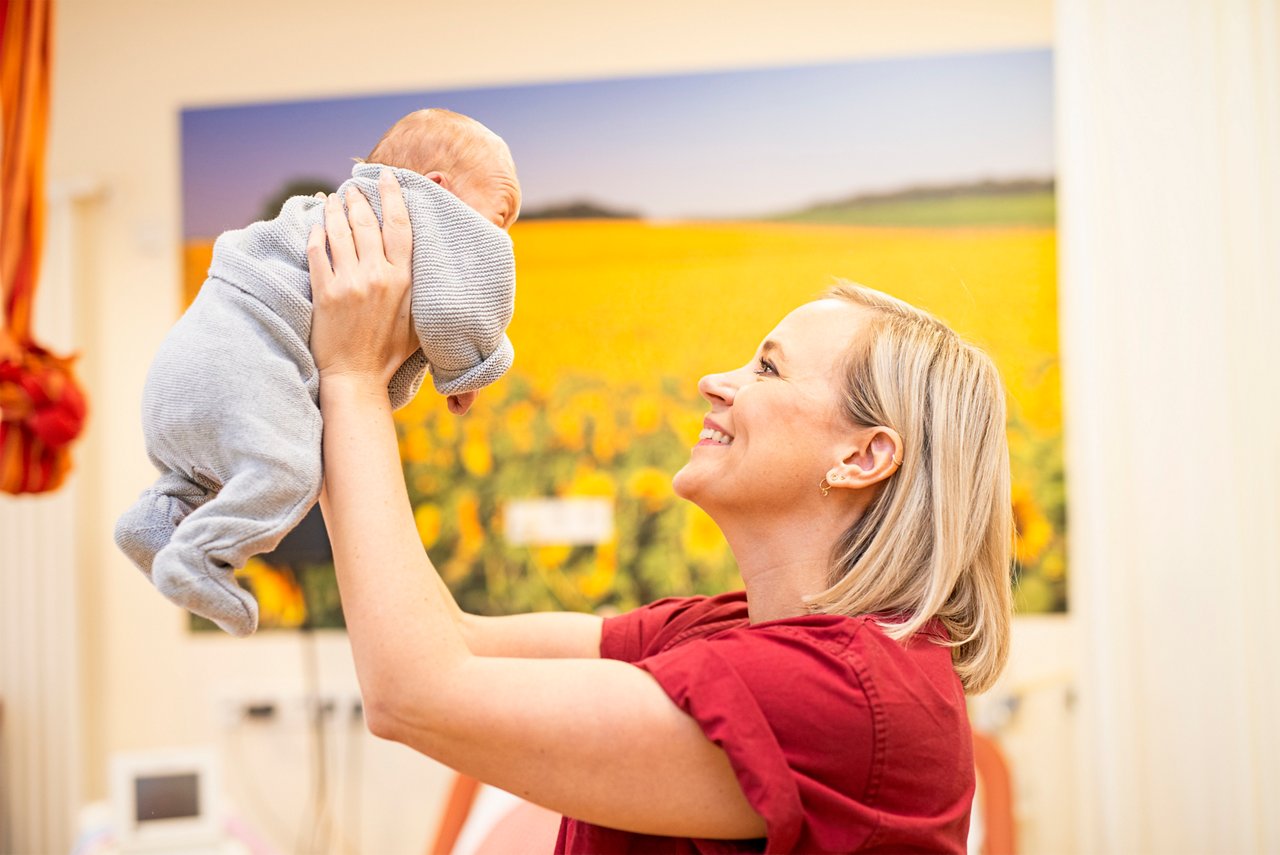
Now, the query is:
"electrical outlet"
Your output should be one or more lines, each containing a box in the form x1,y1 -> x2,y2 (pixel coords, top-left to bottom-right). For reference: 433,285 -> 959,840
243,700 -> 279,721
215,692 -> 283,728
347,691 -> 365,723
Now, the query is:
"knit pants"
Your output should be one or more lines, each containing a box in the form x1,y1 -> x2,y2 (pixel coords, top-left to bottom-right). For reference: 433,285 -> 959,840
114,278 -> 323,636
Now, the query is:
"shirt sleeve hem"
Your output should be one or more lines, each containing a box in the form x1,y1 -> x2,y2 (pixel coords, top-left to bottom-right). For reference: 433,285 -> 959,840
637,647 -> 805,853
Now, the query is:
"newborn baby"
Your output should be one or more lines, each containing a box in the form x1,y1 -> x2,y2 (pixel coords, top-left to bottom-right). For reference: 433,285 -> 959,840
115,109 -> 520,636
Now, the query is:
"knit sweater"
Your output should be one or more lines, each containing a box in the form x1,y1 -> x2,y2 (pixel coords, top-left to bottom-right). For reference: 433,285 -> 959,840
207,162 -> 515,403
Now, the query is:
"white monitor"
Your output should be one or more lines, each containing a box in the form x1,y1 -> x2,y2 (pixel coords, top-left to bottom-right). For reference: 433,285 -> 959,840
109,747 -> 222,853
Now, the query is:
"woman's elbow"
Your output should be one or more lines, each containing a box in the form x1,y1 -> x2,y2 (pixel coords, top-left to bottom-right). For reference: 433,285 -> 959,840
362,690 -> 446,749
362,695 -> 401,741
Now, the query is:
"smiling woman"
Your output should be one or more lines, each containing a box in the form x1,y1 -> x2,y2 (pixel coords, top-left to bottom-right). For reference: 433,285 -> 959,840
308,176 -> 1012,853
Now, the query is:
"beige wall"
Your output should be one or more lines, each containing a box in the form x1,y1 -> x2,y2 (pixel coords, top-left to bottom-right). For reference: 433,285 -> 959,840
1056,2 -> 1280,852
47,1 -> 1058,852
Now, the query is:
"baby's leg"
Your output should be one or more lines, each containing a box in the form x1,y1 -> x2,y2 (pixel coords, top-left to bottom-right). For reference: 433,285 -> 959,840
114,470 -> 214,578
150,441 -> 321,637
138,277 -> 324,636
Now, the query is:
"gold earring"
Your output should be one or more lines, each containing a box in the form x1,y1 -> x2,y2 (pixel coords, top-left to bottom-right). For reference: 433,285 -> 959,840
893,455 -> 903,467
819,477 -> 831,497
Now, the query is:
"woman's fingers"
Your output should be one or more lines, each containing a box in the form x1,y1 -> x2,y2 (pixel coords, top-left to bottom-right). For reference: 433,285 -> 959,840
378,168 -> 413,268
323,192 -> 358,272
307,173 -> 415,385
306,223 -> 333,293
345,185 -> 385,263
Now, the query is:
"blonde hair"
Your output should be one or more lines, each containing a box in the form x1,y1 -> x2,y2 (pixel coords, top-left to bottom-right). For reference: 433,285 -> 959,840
804,281 -> 1013,694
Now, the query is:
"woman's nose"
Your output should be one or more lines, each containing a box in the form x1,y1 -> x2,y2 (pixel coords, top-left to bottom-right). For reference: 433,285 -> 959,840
698,371 -> 736,407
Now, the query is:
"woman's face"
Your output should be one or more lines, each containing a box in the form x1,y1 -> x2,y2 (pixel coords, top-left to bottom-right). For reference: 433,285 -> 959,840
673,299 -> 871,516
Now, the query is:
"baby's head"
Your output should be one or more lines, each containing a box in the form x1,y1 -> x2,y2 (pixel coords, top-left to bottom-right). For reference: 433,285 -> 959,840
366,108 -> 520,230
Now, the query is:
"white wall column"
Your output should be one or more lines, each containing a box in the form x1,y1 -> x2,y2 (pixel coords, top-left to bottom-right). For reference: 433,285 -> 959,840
0,182 -> 101,855
1057,1 -> 1280,852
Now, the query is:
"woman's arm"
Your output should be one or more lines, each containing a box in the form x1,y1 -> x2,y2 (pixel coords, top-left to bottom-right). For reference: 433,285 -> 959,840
459,607 -> 606,658
427,560 -> 605,658
307,179 -> 603,661
309,176 -> 765,839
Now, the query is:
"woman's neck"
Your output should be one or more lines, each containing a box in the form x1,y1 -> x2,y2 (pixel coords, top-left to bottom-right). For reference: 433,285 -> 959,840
717,507 -> 855,624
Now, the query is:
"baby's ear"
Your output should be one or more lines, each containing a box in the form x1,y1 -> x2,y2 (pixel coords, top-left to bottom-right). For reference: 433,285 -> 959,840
447,391 -> 477,415
423,171 -> 451,190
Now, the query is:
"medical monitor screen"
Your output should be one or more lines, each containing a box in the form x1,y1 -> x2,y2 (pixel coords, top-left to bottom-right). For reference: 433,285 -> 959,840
135,773 -> 200,822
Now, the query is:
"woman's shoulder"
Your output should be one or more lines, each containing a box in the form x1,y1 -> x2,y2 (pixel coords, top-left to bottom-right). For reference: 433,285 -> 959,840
605,591 -> 956,676
600,590 -> 751,662
625,608 -> 971,853
700,610 -> 959,693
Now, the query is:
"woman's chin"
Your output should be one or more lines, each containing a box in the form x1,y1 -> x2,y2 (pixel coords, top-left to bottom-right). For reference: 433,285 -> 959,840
672,465 -> 721,514
671,465 -> 695,501
672,463 -> 711,504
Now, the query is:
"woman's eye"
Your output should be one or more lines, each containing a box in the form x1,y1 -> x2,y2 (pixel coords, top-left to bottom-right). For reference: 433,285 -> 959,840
753,359 -> 777,377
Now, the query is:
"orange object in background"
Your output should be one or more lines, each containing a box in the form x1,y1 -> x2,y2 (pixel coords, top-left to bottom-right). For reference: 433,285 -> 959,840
0,0 -> 87,495
973,730 -> 1017,855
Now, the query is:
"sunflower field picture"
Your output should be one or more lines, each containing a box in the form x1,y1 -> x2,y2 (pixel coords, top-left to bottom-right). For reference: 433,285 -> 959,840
182,48 -> 1064,631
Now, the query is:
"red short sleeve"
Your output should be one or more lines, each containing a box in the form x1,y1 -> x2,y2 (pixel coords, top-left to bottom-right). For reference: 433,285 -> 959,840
636,621 -> 879,853
600,592 -> 751,663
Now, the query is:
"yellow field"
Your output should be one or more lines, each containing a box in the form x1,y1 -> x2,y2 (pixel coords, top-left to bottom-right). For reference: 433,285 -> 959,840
183,242 -> 215,309
184,219 -> 1066,615
506,220 -> 1059,433
186,220 -> 1059,429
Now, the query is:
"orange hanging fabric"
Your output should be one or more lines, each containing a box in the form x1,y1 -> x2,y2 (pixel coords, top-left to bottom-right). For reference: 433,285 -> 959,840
0,0 -> 87,495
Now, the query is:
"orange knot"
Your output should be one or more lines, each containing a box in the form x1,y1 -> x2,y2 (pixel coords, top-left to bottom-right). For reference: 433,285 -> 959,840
0,340 -> 89,494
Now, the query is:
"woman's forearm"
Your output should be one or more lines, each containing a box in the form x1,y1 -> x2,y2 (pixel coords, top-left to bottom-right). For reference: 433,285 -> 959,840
317,376 -> 469,710
315,389 -> 601,664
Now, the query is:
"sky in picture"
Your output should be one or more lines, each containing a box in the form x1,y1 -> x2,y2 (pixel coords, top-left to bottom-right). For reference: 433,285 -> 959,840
181,49 -> 1053,239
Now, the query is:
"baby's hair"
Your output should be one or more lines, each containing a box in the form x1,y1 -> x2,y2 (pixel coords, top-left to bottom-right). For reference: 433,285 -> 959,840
364,108 -> 514,180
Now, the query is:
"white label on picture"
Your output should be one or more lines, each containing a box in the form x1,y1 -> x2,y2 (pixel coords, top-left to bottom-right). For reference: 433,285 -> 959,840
504,498 -> 614,546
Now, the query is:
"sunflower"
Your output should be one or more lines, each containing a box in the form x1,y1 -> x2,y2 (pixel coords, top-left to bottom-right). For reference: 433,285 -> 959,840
235,558 -> 306,629
1011,481 -> 1053,565
626,467 -> 673,513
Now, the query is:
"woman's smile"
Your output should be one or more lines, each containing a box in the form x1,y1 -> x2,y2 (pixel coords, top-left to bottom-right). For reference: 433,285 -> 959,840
696,418 -> 735,447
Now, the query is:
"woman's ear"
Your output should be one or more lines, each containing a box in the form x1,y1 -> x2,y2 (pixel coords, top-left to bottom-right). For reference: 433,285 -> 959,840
827,427 -> 903,492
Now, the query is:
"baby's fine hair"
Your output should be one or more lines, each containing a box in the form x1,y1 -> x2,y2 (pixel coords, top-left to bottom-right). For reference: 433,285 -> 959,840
364,108 -> 514,181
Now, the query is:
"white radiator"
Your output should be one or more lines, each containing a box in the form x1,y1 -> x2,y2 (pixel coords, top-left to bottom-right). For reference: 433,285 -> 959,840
0,485 -> 82,855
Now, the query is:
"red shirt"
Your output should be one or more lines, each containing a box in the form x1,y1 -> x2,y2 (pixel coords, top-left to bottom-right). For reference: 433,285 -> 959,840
555,591 -> 974,854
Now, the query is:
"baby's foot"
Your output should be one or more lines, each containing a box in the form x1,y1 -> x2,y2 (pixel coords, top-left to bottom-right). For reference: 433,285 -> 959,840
114,480 -> 210,576
151,541 -> 259,636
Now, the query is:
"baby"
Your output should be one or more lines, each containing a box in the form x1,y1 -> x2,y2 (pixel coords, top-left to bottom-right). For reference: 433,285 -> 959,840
115,109 -> 520,636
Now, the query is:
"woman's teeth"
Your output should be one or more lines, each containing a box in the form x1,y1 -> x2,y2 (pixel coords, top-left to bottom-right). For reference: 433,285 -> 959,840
699,428 -> 733,445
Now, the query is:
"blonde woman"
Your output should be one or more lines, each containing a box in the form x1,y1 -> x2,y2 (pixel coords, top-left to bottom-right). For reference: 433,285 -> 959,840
308,173 -> 1012,853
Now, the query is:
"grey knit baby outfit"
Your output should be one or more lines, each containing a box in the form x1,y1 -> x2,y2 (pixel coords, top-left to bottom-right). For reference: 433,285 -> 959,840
114,164 -> 515,636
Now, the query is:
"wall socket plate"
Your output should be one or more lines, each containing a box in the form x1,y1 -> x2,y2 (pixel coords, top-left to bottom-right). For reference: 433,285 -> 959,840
215,690 -> 364,729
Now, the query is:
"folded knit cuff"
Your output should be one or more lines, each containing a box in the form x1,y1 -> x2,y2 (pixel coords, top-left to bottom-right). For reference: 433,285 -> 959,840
430,335 -> 515,396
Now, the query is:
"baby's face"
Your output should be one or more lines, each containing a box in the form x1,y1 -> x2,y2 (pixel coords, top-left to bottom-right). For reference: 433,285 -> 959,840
449,156 -> 521,231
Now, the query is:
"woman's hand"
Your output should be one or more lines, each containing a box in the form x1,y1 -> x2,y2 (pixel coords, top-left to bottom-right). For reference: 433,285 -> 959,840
307,169 -> 420,389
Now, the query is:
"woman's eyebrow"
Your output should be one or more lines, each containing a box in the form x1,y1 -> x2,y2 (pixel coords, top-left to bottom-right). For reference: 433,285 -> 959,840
761,340 -> 786,362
